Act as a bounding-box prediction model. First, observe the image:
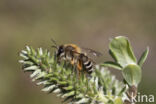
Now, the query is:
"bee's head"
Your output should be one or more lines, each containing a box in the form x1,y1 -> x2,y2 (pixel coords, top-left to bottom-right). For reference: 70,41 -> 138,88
57,45 -> 65,57
50,38 -> 63,58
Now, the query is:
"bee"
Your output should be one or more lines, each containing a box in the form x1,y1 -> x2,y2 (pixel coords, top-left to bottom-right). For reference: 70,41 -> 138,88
51,39 -> 102,74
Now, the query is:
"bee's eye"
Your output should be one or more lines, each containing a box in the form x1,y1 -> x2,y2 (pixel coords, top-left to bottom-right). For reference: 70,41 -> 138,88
60,48 -> 63,52
58,46 -> 64,53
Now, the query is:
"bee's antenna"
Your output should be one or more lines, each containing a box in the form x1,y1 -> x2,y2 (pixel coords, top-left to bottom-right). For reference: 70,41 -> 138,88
51,38 -> 58,46
51,38 -> 59,49
51,45 -> 58,49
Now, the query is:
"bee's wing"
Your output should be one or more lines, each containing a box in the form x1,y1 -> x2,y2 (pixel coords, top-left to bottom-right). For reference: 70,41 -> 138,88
81,47 -> 102,57
71,50 -> 96,64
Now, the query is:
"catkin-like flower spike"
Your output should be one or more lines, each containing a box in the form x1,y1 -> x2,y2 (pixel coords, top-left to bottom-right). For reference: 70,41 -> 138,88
19,46 -> 127,104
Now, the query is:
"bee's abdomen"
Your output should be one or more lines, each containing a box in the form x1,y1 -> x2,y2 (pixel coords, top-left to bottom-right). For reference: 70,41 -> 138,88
83,60 -> 94,74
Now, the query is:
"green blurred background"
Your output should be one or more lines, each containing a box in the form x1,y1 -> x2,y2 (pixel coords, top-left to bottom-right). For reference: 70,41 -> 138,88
0,0 -> 155,104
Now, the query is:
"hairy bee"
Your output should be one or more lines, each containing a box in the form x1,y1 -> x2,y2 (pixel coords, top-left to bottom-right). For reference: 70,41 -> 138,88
51,39 -> 102,74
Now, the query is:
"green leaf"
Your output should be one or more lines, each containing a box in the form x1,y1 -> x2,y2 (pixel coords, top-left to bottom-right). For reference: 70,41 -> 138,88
102,61 -> 122,70
109,50 -> 117,62
109,36 -> 137,68
122,64 -> 142,86
138,47 -> 149,67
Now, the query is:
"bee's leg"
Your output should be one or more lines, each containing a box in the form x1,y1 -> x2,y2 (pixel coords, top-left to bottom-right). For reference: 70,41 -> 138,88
70,59 -> 74,66
77,60 -> 82,78
70,58 -> 76,74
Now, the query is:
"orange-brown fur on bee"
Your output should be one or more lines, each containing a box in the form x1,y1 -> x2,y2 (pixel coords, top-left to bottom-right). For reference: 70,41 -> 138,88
56,44 -> 94,74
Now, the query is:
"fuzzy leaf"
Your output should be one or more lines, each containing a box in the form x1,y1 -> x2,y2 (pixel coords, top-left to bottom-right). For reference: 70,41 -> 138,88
109,50 -> 117,62
102,61 -> 122,70
138,47 -> 149,67
122,64 -> 142,86
109,36 -> 137,68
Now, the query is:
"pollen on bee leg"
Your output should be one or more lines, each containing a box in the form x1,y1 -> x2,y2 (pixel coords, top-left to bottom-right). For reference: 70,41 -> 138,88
77,61 -> 82,71
70,60 -> 74,65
